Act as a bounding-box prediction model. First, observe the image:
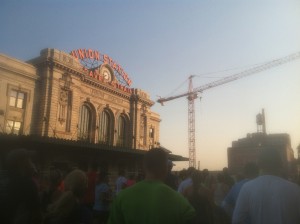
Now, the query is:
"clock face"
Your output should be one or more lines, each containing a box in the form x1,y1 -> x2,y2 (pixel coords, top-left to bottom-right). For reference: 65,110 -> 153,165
103,70 -> 112,82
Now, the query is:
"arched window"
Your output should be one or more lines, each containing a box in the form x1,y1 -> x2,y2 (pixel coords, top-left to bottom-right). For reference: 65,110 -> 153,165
98,110 -> 112,144
78,104 -> 92,141
117,115 -> 127,147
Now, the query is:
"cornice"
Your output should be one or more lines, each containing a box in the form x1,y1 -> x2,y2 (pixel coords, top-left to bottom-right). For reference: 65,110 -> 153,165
32,54 -> 154,106
0,66 -> 39,82
40,59 -> 132,100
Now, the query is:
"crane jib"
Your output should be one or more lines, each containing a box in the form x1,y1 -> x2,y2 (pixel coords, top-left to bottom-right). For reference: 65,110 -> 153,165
157,51 -> 300,104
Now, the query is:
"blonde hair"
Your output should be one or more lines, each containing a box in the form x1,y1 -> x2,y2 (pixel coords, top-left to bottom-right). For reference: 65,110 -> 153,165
46,169 -> 87,219
64,169 -> 87,197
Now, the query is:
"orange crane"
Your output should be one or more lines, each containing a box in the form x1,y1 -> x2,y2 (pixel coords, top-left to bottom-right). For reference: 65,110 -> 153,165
157,52 -> 300,167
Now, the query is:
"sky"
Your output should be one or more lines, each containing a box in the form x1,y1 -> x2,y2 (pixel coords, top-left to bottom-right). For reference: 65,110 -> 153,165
0,0 -> 299,171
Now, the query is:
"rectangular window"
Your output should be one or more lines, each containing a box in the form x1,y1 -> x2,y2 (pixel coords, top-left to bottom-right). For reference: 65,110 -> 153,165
6,120 -> 22,134
149,128 -> 155,138
9,90 -> 17,106
9,90 -> 26,109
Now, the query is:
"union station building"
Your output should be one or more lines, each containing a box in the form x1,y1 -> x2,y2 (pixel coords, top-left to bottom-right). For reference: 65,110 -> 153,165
0,48 -> 187,176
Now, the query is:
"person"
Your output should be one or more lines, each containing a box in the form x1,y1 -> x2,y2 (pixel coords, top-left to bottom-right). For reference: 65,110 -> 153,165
232,148 -> 300,224
83,163 -> 98,210
213,173 -> 230,206
185,170 -> 214,224
40,169 -> 64,213
202,168 -> 214,190
93,172 -> 112,224
125,173 -> 136,188
185,170 -> 230,224
178,166 -> 196,194
108,148 -> 195,224
115,170 -> 127,194
44,169 -> 92,224
222,162 -> 259,218
222,167 -> 235,189
0,148 -> 42,224
164,159 -> 179,190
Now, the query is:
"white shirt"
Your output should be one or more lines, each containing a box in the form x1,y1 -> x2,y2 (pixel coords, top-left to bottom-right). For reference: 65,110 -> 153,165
233,175 -> 300,224
177,177 -> 193,194
115,176 -> 127,194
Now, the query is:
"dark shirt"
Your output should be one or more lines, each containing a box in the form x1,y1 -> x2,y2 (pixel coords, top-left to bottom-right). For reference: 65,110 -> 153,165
0,171 -> 41,224
165,172 -> 178,190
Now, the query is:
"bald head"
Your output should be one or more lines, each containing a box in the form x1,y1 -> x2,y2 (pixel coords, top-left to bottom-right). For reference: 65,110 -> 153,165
258,148 -> 283,174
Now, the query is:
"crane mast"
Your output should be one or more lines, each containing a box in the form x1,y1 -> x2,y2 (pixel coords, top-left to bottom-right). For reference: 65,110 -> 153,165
188,75 -> 197,167
157,51 -> 300,167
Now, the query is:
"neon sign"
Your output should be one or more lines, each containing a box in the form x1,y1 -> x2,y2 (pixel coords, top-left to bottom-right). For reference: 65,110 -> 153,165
70,49 -> 132,88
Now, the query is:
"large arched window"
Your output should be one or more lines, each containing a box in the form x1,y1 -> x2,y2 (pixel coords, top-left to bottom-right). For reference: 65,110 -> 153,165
117,115 -> 127,147
78,104 -> 92,141
98,110 -> 112,144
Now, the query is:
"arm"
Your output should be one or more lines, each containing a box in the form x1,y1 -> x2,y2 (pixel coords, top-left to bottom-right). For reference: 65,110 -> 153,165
222,186 -> 235,217
179,195 -> 196,224
107,197 -> 125,224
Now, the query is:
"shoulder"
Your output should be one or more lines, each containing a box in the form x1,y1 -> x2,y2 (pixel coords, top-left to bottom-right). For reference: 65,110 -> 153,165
279,178 -> 300,193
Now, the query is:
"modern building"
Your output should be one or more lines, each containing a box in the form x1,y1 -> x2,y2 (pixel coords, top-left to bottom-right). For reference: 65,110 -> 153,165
0,48 -> 187,176
228,132 -> 295,174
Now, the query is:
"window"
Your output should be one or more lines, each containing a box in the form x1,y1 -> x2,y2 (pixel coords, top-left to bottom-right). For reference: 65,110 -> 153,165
6,120 -> 22,134
9,90 -> 25,109
98,110 -> 111,144
78,105 -> 91,141
149,127 -> 155,138
139,115 -> 147,146
58,90 -> 72,132
117,115 -> 127,147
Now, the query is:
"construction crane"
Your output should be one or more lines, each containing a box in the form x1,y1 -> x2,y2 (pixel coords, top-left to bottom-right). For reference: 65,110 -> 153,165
157,51 -> 300,168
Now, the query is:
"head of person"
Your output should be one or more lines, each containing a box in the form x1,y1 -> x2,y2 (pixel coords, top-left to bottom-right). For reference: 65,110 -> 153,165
243,162 -> 259,179
222,167 -> 230,176
5,148 -> 35,177
186,166 -> 196,178
64,169 -> 87,198
144,148 -> 168,180
48,169 -> 87,218
202,168 -> 209,178
258,147 -> 283,175
191,170 -> 203,188
179,169 -> 188,180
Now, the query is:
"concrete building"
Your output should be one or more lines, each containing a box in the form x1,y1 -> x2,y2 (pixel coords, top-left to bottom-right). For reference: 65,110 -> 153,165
0,53 -> 38,135
227,132 -> 295,175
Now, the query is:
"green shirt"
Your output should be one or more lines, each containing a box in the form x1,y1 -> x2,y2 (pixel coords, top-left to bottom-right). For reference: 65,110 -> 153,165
108,180 -> 195,224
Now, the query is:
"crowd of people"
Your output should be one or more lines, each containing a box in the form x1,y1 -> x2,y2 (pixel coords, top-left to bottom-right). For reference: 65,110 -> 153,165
0,147 -> 300,224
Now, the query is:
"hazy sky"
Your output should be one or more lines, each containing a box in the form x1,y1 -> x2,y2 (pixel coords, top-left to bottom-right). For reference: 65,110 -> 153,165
1,0 -> 299,170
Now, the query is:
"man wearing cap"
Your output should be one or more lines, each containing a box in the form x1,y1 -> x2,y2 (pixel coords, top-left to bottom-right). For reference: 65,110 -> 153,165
108,148 -> 195,224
